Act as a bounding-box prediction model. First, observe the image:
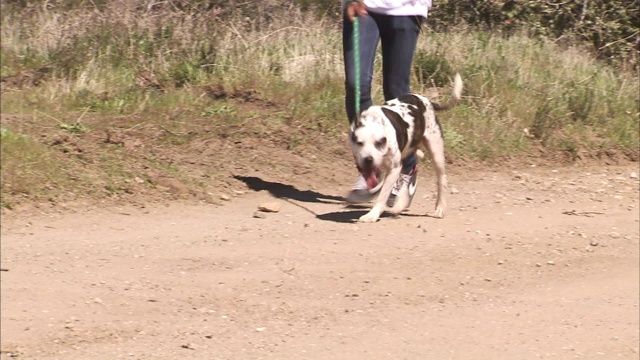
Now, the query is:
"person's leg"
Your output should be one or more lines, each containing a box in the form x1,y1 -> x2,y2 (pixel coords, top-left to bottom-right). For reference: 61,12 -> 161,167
377,14 -> 420,101
343,13 -> 380,122
375,14 -> 422,207
377,14 -> 421,171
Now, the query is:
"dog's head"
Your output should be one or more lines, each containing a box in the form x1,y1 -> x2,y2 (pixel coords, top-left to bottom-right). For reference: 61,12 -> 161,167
349,108 -> 390,189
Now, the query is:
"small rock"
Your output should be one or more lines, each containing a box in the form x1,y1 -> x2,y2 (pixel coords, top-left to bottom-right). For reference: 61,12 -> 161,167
535,263 -> 542,267
220,194 -> 231,201
630,172 -> 638,179
450,187 -> 459,194
253,211 -> 266,219
258,202 -> 281,213
256,327 -> 266,332
547,260 -> 555,265
590,239 -> 599,246
497,260 -> 504,265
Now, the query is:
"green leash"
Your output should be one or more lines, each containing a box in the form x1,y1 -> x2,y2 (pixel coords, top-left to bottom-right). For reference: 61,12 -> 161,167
353,15 -> 360,116
345,0 -> 361,117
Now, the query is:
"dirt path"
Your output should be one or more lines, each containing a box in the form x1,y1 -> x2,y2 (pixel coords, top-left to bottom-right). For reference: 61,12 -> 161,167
1,164 -> 639,359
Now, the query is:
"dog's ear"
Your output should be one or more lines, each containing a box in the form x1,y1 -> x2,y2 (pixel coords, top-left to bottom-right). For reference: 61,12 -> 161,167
349,120 -> 360,136
350,130 -> 358,144
353,117 -> 364,129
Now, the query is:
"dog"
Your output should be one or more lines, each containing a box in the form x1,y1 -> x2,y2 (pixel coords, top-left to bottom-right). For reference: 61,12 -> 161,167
348,73 -> 463,223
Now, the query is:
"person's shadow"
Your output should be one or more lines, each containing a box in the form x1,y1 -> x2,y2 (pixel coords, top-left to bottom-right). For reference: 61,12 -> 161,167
233,175 -> 372,223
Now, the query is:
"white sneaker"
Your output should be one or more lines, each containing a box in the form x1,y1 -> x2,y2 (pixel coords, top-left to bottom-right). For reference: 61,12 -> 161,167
346,174 -> 383,204
387,167 -> 418,207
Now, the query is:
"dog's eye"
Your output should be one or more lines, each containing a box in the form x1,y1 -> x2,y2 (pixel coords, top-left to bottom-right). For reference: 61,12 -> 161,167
375,137 -> 387,149
351,133 -> 361,146
351,134 -> 364,147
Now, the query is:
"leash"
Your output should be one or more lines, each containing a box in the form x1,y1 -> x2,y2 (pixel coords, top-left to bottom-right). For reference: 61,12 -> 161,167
353,15 -> 360,116
345,0 -> 361,117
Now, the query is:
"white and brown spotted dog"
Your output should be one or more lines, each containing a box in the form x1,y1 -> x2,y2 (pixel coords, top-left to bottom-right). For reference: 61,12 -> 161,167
349,73 -> 463,223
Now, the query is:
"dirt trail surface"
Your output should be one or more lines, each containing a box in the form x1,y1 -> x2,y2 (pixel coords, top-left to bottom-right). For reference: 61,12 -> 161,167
1,163 -> 639,359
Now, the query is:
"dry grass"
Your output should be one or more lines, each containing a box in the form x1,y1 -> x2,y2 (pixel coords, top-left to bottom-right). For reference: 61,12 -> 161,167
1,2 -> 638,208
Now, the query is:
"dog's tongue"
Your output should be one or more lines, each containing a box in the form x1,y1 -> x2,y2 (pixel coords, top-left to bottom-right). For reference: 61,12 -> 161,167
365,171 -> 379,190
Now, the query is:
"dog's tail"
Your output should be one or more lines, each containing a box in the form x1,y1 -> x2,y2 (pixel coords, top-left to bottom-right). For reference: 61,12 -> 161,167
432,73 -> 463,111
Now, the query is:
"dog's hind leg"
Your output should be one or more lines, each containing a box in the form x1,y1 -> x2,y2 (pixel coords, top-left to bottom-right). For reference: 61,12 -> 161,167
423,135 -> 447,218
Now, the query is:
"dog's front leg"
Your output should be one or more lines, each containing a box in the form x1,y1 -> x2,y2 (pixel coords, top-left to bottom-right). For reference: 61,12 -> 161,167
359,166 -> 402,223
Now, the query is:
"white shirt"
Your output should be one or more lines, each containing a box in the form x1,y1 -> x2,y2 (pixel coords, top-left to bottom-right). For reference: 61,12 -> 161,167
342,0 -> 432,18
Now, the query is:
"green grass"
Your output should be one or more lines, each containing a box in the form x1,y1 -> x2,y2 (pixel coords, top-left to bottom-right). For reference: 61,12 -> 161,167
412,32 -> 638,158
0,127 -> 70,203
1,3 -> 638,208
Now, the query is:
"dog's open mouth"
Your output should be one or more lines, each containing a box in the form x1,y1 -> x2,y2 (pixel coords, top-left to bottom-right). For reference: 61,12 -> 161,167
361,167 -> 380,190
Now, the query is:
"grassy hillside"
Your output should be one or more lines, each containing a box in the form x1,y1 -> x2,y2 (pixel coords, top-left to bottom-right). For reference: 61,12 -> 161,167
1,2 -> 638,209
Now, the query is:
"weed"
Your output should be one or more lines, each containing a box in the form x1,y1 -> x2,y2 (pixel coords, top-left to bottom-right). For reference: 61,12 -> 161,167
0,127 -> 29,142
201,105 -> 236,117
57,122 -> 87,134
0,198 -> 12,210
0,126 -> 68,199
413,48 -> 455,87
443,127 -> 465,155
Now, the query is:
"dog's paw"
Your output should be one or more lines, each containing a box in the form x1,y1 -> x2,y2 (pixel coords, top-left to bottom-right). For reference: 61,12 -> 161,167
389,199 -> 409,215
358,212 -> 379,223
432,207 -> 445,219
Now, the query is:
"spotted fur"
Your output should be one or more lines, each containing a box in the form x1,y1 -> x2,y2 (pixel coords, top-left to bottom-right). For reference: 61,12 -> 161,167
348,73 -> 463,223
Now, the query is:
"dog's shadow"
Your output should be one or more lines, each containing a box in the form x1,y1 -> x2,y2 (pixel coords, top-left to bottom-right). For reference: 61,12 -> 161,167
234,175 -> 343,204
233,175 -> 427,224
234,175 -> 361,223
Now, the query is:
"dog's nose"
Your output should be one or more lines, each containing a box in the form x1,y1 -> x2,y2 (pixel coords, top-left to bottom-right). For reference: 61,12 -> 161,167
363,156 -> 373,167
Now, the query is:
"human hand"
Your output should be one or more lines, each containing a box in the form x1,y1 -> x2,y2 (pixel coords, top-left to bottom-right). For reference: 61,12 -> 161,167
346,1 -> 367,22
